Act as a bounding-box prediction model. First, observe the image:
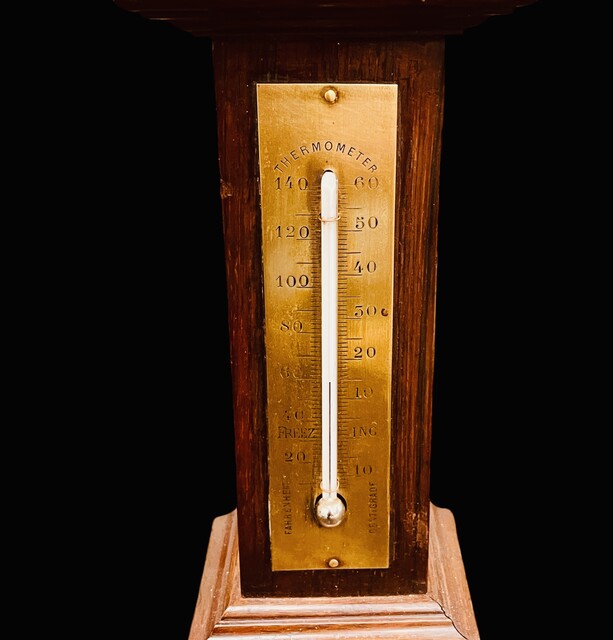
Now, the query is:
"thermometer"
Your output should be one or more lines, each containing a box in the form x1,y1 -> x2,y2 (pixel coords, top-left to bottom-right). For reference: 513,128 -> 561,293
315,168 -> 345,528
258,83 -> 397,571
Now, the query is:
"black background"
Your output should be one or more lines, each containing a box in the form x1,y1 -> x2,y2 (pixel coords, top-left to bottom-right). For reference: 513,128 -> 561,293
102,1 -> 575,638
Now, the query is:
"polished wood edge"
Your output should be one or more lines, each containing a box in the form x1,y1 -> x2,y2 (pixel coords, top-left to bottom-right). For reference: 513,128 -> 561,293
189,504 -> 479,639
188,510 -> 241,639
428,503 -> 480,640
114,0 -> 537,39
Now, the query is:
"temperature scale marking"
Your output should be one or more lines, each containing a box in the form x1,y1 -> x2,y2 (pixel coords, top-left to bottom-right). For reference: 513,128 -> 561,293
257,83 -> 398,571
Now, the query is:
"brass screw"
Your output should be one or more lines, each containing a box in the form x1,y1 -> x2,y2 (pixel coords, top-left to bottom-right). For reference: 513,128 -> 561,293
324,88 -> 338,104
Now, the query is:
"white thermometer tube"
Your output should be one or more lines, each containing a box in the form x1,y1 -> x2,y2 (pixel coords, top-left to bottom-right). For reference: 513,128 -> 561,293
320,169 -> 338,500
317,170 -> 345,528
316,170 -> 346,528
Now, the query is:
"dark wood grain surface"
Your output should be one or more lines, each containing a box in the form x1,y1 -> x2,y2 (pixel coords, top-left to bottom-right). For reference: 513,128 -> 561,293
213,38 -> 444,597
113,0 -> 537,37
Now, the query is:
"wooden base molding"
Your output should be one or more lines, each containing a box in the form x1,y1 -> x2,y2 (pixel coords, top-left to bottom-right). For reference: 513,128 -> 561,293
189,503 -> 479,640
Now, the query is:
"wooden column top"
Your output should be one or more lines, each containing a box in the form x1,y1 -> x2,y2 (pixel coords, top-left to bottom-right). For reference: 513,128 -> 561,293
113,0 -> 538,38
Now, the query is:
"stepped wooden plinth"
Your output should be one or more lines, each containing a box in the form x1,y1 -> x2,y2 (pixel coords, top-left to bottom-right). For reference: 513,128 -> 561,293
189,503 -> 478,640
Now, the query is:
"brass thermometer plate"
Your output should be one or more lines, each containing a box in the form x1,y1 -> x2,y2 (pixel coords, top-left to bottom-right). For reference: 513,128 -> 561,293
257,83 -> 397,571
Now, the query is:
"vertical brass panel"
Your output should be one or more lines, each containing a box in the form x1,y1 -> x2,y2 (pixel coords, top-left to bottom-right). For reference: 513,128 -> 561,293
257,83 -> 397,571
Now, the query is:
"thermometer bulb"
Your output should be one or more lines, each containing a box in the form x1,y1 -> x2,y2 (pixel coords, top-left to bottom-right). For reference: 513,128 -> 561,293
315,493 -> 346,528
